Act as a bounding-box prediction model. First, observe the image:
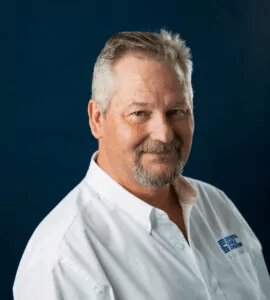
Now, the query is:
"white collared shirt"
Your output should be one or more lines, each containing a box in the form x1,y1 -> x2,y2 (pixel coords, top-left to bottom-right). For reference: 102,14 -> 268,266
13,150 -> 270,300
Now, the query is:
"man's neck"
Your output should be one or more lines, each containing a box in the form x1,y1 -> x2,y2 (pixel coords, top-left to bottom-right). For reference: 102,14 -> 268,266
130,183 -> 180,211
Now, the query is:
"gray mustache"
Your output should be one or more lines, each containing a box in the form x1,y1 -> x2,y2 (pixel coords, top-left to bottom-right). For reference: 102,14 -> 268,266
141,140 -> 181,153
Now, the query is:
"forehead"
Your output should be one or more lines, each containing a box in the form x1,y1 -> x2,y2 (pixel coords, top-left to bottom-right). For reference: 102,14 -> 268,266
117,54 -> 183,86
112,54 -> 189,108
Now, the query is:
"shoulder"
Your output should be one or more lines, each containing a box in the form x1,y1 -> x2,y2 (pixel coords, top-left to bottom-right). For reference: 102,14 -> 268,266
14,179 -> 112,296
183,175 -> 225,199
18,179 -> 99,267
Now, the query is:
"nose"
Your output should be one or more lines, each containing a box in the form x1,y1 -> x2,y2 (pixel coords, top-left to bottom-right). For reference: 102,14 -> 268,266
149,114 -> 175,144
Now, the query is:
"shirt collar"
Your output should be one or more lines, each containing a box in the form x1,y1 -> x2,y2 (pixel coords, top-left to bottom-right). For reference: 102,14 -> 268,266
84,150 -> 198,234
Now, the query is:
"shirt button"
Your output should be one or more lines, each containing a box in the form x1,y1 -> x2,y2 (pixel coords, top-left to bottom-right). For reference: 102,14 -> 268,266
210,276 -> 222,294
155,209 -> 167,219
93,285 -> 103,294
211,276 -> 217,284
177,243 -> 185,250
170,237 -> 185,250
215,286 -> 224,297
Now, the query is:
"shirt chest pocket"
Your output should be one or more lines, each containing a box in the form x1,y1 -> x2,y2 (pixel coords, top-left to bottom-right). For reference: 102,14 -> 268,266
226,250 -> 261,295
229,251 -> 255,277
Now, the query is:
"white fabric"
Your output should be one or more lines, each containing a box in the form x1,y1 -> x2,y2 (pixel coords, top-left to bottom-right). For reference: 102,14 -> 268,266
13,150 -> 270,300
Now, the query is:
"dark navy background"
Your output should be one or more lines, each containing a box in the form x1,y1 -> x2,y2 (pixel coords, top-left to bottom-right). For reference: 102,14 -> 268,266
8,0 -> 270,298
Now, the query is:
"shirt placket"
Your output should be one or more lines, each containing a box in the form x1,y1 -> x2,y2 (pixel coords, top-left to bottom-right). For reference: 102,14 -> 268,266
155,209 -> 187,251
154,208 -> 216,300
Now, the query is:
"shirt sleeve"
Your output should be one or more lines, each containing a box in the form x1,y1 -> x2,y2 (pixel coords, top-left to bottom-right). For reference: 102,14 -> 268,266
220,190 -> 270,299
13,256 -> 115,300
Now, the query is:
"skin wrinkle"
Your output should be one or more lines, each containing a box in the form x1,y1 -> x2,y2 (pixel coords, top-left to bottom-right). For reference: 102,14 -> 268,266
88,53 -> 194,211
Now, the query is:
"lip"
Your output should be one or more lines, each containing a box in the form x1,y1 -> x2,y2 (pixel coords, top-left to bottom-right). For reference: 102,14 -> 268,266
144,151 -> 173,156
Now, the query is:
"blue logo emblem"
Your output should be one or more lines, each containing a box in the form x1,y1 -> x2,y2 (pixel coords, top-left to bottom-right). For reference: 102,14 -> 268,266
218,234 -> 243,253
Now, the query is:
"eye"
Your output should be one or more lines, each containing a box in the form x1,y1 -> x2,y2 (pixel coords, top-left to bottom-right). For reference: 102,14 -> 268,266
168,110 -> 185,117
132,111 -> 147,117
131,109 -> 187,119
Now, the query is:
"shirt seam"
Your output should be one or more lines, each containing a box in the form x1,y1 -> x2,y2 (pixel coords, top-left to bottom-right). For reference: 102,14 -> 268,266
55,183 -> 93,257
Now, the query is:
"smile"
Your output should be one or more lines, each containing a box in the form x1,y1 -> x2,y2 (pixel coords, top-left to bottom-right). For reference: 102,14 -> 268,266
144,151 -> 175,158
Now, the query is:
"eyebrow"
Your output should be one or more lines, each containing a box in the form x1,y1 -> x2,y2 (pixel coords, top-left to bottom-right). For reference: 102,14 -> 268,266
127,100 -> 187,108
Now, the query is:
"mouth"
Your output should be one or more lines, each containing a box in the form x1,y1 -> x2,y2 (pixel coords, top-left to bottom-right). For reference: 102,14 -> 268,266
150,152 -> 171,155
144,151 -> 175,158
144,150 -> 173,154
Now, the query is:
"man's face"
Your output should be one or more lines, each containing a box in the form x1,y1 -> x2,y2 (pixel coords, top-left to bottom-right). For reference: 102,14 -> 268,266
97,53 -> 194,191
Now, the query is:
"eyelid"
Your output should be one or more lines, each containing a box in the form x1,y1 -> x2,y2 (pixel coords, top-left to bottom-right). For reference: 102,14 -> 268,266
131,109 -> 187,117
131,111 -> 148,117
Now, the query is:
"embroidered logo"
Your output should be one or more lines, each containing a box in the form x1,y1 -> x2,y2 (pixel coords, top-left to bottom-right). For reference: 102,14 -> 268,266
217,234 -> 243,253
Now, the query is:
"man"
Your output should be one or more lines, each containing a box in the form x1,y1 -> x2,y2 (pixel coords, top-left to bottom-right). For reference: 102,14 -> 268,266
13,29 -> 270,299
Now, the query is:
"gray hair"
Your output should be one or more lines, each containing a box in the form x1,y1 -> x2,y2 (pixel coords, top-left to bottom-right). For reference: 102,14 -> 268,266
91,29 -> 193,118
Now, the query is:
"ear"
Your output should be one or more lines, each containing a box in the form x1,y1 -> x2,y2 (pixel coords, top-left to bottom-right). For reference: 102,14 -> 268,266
88,99 -> 104,140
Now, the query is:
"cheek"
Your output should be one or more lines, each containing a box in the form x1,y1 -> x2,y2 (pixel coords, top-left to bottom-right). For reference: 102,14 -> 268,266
174,123 -> 194,154
117,118 -> 146,142
112,121 -> 143,152
184,116 -> 194,136
176,119 -> 193,136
